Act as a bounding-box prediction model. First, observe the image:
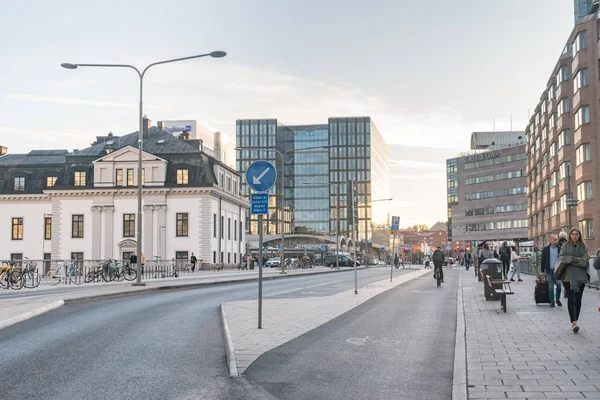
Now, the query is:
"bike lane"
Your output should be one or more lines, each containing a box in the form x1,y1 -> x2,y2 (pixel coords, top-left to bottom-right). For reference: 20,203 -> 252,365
243,268 -> 459,400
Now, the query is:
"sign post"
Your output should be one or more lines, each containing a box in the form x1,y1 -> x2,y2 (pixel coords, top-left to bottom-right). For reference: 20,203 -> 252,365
246,161 -> 277,329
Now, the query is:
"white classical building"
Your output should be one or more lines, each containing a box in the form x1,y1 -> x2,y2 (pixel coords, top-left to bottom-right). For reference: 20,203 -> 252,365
0,120 -> 248,269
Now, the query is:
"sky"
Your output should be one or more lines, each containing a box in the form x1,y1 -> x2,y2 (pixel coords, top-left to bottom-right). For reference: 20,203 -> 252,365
1,0 -> 574,227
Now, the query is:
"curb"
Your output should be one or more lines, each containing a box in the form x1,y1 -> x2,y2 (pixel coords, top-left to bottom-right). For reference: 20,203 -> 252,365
221,302 -> 239,377
452,270 -> 468,400
0,300 -> 65,331
63,267 -> 369,304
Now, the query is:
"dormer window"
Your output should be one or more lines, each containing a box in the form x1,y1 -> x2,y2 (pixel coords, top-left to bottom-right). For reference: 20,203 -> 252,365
14,177 -> 25,191
176,169 -> 189,185
74,171 -> 86,187
46,176 -> 57,187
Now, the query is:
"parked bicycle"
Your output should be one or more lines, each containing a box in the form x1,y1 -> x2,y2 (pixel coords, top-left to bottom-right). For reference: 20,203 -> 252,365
22,258 -> 41,288
0,261 -> 23,290
47,262 -> 83,285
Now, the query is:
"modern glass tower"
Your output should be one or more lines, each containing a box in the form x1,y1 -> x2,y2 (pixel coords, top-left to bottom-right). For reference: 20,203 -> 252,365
236,117 -> 389,249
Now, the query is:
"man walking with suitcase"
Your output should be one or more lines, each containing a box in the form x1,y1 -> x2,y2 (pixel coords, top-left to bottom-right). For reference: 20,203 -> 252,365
541,235 -> 563,307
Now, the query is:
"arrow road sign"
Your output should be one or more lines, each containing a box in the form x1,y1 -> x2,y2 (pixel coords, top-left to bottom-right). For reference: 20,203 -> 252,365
246,160 -> 277,192
445,244 -> 452,250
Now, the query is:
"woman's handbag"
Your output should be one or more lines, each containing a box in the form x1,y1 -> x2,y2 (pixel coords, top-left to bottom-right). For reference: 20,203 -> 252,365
554,259 -> 567,280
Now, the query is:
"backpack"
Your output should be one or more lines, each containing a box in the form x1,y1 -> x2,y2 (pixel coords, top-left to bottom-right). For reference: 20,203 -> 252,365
433,251 -> 444,263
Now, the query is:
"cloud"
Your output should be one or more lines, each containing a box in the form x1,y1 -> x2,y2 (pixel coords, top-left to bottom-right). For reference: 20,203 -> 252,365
6,93 -> 172,111
389,159 -> 446,170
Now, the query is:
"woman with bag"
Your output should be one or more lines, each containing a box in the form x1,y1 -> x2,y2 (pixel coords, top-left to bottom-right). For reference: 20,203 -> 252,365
509,246 -> 522,282
557,228 -> 590,333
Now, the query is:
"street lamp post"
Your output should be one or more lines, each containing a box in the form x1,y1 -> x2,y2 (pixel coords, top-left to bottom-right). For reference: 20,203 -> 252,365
62,51 -> 227,286
236,145 -> 330,274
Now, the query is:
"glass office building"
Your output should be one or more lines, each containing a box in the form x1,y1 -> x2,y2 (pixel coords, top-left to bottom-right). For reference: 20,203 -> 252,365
236,117 -> 389,249
574,0 -> 594,24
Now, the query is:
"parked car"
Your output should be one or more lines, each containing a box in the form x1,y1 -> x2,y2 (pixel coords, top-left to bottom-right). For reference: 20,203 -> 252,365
265,257 -> 281,268
324,254 -> 356,268
367,259 -> 378,266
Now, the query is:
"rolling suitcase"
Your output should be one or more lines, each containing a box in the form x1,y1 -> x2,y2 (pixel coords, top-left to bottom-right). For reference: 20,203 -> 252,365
535,277 -> 550,305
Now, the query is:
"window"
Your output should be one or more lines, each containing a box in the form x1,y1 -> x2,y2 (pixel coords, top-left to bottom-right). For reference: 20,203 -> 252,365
228,218 -> 231,239
175,251 -> 189,268
141,168 -> 145,185
213,214 -> 217,237
219,173 -> 224,188
127,169 -> 134,186
116,169 -> 123,186
240,220 -> 243,242
227,177 -> 231,191
234,219 -> 237,241
560,161 -> 571,181
577,181 -> 593,201
74,171 -> 86,186
123,214 -> 135,237
575,68 -> 589,91
221,216 -> 224,239
176,213 -> 188,237
574,105 -> 590,130
11,217 -> 23,240
234,253 -> 237,264
221,252 -> 224,263
14,177 -> 25,191
574,30 -> 587,54
228,253 -> 231,263
71,252 -> 84,268
233,180 -> 238,194
580,220 -> 594,239
176,169 -> 189,184
558,129 -> 571,147
11,253 -> 23,267
43,253 -> 51,274
548,84 -> 557,99
72,215 -> 84,238
557,65 -> 569,84
46,176 -> 57,187
558,97 -> 570,114
45,217 -> 52,240
576,143 -> 591,165
213,251 -> 216,263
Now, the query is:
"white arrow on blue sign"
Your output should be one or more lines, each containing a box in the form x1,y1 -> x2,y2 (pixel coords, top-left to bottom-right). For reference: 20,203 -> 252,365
246,160 -> 277,192
445,244 -> 452,250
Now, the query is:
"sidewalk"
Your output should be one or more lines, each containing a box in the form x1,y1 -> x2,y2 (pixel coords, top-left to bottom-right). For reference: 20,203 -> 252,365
222,267 -> 430,375
0,266 -> 364,330
460,268 -> 600,399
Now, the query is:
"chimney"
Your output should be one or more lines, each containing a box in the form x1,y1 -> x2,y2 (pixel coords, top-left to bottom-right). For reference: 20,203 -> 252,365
157,121 -> 164,130
214,131 -> 222,162
143,116 -> 151,138
0,146 -> 7,155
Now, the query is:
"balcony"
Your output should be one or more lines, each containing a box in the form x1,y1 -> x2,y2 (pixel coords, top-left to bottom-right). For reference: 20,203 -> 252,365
556,114 -> 565,132
573,123 -> 592,148
572,51 -> 581,74
572,88 -> 581,109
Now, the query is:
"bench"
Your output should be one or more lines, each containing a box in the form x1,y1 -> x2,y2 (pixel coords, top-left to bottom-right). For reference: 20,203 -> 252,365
485,274 -> 514,313
213,264 -> 224,272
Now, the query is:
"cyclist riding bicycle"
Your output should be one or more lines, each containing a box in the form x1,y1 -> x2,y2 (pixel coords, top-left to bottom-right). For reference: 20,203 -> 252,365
432,246 -> 445,283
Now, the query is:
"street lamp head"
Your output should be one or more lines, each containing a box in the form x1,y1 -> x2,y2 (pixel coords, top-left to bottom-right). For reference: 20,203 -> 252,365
61,63 -> 78,69
210,51 -> 227,58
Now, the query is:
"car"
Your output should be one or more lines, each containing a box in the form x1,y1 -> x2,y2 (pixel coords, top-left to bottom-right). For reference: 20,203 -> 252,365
265,257 -> 281,268
367,259 -> 378,266
324,254 -> 356,268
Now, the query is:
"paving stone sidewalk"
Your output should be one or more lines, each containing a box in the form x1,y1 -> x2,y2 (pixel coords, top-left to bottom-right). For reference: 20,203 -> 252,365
461,268 -> 600,399
222,267 -> 430,375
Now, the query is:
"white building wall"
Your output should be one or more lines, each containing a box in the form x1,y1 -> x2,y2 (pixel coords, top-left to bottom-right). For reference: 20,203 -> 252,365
0,200 -> 52,260
164,196 -> 200,261
58,198 -> 94,260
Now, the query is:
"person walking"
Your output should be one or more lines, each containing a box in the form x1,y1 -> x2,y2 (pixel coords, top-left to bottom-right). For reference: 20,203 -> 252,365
394,254 -> 400,269
130,253 -> 137,273
432,246 -> 445,283
559,228 -> 590,333
509,246 -> 522,282
531,244 -> 541,279
465,252 -> 471,271
558,231 -> 567,250
190,252 -> 197,272
499,242 -> 511,278
141,253 -> 146,275
541,235 -> 562,307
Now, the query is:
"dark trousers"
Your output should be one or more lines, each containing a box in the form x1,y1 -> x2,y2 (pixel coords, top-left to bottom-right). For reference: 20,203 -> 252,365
501,259 -> 510,277
434,262 -> 444,281
563,282 -> 585,322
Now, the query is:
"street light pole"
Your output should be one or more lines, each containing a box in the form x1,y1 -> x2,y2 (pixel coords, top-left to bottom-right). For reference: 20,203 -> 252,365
62,51 -> 227,286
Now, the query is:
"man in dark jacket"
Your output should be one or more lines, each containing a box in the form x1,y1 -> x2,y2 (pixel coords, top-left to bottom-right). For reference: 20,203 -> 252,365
190,253 -> 197,272
432,247 -> 445,283
499,242 -> 511,278
558,231 -> 567,251
541,235 -> 562,307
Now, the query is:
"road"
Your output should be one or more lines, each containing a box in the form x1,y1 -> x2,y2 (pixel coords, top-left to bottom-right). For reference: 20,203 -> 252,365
0,267 -> 420,400
244,268 -> 459,400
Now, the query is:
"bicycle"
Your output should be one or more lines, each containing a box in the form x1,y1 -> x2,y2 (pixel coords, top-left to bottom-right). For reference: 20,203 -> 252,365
119,262 -> 137,281
0,261 -> 23,290
22,258 -> 41,288
47,262 -> 83,285
434,266 -> 442,288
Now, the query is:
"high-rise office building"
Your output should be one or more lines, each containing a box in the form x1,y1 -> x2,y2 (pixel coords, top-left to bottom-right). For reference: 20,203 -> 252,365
525,12 -> 599,250
236,117 -> 390,250
574,0 -> 594,24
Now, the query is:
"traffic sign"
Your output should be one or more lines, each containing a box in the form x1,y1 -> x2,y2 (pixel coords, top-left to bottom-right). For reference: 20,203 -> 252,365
251,193 -> 269,215
320,244 -> 328,251
390,216 -> 400,233
445,244 -> 452,250
246,160 -> 277,193
405,244 -> 413,250
304,248 -> 308,255
263,247 -> 268,253
380,247 -> 385,252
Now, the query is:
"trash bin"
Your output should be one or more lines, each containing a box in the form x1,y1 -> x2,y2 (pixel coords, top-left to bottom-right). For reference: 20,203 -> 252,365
481,258 -> 503,301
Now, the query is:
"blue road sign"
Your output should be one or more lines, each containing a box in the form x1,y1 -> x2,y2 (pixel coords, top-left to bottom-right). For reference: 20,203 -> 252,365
390,216 -> 400,232
251,193 -> 269,215
405,244 -> 413,250
445,244 -> 452,250
320,244 -> 328,251
246,160 -> 277,193
380,247 -> 385,252
304,249 -> 308,255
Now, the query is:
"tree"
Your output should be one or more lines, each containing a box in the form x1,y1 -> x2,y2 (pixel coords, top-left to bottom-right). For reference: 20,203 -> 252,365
407,224 -> 430,232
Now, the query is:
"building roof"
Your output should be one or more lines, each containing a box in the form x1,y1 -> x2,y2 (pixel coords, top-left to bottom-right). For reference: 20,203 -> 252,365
470,131 -> 526,150
0,150 -> 69,166
430,222 -> 448,232
73,127 -> 200,157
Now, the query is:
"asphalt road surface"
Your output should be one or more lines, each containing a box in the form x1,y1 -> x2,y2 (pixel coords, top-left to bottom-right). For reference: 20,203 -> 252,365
245,269 -> 459,400
0,267 -> 414,400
